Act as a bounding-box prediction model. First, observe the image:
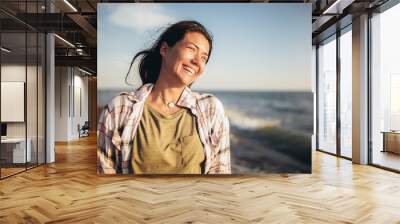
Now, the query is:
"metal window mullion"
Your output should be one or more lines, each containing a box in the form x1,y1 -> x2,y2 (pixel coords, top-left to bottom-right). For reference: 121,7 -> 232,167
316,44 -> 320,150
336,29 -> 341,157
36,0 -> 39,167
367,11 -> 373,165
25,0 -> 28,171
44,32 -> 47,165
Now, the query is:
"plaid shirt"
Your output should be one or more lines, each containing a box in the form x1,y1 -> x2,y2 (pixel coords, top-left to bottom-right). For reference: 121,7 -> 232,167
97,83 -> 231,174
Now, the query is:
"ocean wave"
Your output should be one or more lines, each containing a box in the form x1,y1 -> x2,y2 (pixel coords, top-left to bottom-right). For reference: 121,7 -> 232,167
225,108 -> 281,130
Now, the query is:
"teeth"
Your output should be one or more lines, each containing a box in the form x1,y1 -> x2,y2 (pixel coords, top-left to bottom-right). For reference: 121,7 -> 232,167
184,65 -> 195,75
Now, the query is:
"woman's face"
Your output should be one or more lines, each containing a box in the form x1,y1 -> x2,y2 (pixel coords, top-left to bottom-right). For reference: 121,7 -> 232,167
160,32 -> 210,86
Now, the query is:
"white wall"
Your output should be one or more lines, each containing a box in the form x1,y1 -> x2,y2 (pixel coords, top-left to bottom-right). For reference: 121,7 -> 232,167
1,65 -> 28,139
55,67 -> 89,141
1,65 -> 42,136
55,67 -> 69,141
71,71 -> 89,139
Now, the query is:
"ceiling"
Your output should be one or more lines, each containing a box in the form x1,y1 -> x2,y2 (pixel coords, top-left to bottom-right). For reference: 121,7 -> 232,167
0,0 -> 391,76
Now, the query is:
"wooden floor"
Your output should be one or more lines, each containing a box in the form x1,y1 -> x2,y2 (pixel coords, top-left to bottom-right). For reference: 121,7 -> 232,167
1,167 -> 26,178
1,163 -> 44,178
1,135 -> 400,223
372,150 -> 400,171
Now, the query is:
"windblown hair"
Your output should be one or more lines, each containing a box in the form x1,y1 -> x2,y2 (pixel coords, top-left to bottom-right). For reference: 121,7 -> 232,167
125,20 -> 213,86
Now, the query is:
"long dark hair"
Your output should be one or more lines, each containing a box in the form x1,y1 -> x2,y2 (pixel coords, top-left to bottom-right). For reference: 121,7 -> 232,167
125,20 -> 213,86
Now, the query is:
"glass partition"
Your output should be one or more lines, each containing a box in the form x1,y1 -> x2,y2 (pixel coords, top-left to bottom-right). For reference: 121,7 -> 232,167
0,1 -> 46,179
1,31 -> 28,177
38,32 -> 45,165
371,3 -> 400,171
27,31 -> 38,169
27,0 -> 39,170
317,35 -> 337,154
339,26 -> 352,158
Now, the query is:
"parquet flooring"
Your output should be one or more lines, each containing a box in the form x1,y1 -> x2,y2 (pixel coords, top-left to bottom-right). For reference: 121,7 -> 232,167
1,167 -> 26,178
1,135 -> 400,223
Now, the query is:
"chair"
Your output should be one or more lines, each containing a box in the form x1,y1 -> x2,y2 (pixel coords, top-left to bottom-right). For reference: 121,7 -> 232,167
79,121 -> 90,138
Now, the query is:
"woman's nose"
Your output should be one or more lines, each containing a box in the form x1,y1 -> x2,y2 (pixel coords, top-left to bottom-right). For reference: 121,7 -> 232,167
191,53 -> 201,66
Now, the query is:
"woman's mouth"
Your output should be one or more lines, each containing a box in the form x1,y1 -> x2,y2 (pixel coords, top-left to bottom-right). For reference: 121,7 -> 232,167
183,65 -> 196,75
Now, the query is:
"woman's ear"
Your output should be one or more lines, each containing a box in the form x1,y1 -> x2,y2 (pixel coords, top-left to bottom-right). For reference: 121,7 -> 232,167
159,42 -> 168,57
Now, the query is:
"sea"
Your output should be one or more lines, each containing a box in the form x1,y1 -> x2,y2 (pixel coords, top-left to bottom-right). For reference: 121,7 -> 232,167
98,89 -> 313,174
207,90 -> 313,135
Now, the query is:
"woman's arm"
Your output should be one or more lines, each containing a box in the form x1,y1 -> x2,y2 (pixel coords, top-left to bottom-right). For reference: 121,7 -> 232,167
208,98 -> 231,174
97,103 -> 123,174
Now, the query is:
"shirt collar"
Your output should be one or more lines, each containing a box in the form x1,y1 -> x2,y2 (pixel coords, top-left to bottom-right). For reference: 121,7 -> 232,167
176,85 -> 197,110
127,83 -> 197,111
127,83 -> 153,103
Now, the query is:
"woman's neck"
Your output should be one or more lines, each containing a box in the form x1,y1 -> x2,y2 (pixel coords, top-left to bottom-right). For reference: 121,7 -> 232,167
150,78 -> 185,105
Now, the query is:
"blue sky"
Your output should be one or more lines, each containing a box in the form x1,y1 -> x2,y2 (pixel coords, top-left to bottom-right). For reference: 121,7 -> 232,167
98,3 -> 311,91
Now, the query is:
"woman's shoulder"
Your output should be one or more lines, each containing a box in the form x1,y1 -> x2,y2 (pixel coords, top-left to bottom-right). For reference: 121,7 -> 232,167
191,91 -> 225,113
104,91 -> 137,111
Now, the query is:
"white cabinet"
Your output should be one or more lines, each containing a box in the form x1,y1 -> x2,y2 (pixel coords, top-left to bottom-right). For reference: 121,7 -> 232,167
1,138 -> 32,163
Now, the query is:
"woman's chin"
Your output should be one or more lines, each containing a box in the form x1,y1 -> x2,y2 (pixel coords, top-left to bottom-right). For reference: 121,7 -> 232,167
177,74 -> 196,86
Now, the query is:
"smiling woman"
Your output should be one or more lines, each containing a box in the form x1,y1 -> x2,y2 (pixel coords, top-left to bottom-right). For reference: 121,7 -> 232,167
97,20 -> 231,175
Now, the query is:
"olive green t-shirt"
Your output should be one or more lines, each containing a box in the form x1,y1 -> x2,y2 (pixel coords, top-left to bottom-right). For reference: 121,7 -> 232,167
131,100 -> 205,174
